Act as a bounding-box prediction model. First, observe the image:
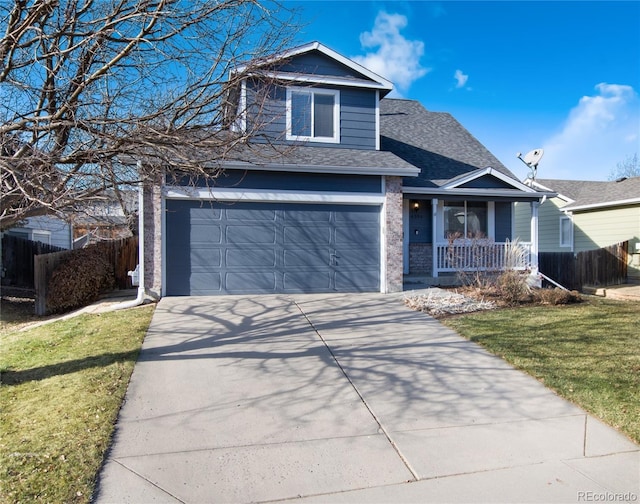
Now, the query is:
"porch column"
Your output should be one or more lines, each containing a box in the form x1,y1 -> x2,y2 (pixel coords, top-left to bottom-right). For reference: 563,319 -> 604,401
530,200 -> 539,273
384,176 -> 403,293
432,198 -> 438,277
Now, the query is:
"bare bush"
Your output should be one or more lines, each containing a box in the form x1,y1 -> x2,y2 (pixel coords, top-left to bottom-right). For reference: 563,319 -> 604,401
46,244 -> 115,313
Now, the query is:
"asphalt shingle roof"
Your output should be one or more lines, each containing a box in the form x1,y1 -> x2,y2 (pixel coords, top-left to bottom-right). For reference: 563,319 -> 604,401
222,142 -> 419,175
536,177 -> 640,209
209,97 -> 517,185
379,98 -> 516,187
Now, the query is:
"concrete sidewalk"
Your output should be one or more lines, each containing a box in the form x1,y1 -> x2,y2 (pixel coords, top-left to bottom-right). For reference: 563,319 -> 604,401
94,293 -> 639,503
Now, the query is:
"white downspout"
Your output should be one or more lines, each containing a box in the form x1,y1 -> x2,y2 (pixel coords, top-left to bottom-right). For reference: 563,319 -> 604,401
112,161 -> 146,310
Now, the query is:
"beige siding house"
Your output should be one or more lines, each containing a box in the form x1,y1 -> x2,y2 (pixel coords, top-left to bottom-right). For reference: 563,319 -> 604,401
514,177 -> 640,280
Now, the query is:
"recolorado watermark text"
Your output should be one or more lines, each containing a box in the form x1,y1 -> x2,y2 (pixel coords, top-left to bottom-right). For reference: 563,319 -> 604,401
577,491 -> 638,502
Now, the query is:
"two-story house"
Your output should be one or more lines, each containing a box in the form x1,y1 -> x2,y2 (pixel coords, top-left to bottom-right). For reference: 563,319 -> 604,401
137,42 -> 549,297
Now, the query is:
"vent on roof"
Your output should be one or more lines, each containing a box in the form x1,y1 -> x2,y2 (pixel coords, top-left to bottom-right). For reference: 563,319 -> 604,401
615,176 -> 628,183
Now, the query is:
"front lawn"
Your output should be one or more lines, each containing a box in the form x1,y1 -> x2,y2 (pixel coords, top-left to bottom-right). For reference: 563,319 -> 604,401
440,297 -> 640,444
0,305 -> 155,504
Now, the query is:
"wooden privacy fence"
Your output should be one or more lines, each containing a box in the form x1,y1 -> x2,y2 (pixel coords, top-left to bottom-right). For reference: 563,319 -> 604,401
1,234 -> 66,288
577,241 -> 628,287
539,251 -> 578,290
539,241 -> 628,291
34,236 -> 139,315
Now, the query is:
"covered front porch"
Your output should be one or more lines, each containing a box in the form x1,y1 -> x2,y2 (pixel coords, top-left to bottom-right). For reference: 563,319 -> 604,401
401,169 -> 553,283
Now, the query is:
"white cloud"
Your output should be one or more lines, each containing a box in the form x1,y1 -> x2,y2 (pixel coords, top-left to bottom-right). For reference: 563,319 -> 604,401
352,12 -> 429,95
539,83 -> 640,180
454,69 -> 469,89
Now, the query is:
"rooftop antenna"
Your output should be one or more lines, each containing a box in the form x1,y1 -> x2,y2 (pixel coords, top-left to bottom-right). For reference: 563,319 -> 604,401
517,149 -> 544,181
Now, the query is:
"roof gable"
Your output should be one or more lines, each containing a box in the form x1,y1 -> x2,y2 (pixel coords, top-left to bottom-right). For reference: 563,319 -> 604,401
444,168 -> 538,193
236,41 -> 393,96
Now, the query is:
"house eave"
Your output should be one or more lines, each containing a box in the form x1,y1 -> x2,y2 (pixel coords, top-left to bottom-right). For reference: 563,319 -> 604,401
233,41 -> 394,94
220,160 -> 420,177
403,186 -> 555,200
443,167 -> 538,193
251,71 -> 393,93
562,197 -> 640,212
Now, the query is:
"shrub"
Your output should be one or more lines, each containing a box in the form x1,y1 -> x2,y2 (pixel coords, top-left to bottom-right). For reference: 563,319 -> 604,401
46,244 -> 115,313
497,269 -> 532,305
534,288 -> 582,305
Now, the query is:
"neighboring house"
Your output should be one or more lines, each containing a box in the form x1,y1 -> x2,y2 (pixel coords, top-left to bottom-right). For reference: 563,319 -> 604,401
3,215 -> 73,249
514,177 -> 640,280
136,41 -> 550,297
72,190 -> 138,247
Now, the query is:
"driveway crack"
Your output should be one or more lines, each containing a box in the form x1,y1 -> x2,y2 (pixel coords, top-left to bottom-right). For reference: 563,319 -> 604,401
292,298 -> 420,482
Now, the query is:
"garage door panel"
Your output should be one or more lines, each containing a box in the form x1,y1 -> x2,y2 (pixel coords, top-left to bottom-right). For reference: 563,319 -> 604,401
283,226 -> 331,245
190,247 -> 222,267
225,271 -> 277,292
336,225 -> 378,245
189,273 -> 222,294
283,270 -> 332,291
226,225 -> 276,244
191,224 -> 222,243
335,249 -> 379,266
225,208 -> 276,221
226,248 -> 277,267
336,269 -> 379,291
191,207 -> 222,220
335,208 -> 379,224
284,249 -> 330,267
284,208 -> 331,222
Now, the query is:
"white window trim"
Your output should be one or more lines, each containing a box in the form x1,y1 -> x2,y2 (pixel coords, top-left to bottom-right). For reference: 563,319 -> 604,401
286,86 -> 340,143
559,215 -> 573,248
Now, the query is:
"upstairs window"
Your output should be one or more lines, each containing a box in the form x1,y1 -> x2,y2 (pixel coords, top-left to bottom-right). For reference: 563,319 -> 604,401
286,87 -> 340,143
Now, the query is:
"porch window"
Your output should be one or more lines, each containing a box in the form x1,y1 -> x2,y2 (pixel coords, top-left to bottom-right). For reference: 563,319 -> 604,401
560,216 -> 572,247
444,201 -> 487,239
286,87 -> 340,143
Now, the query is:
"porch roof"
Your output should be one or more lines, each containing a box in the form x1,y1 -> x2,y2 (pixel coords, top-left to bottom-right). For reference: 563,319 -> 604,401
402,187 -> 555,201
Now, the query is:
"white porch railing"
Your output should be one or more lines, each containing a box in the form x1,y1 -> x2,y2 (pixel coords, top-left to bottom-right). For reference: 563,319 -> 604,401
435,240 -> 533,273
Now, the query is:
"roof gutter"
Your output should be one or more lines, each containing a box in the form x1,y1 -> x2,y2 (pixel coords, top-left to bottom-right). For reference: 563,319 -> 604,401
221,160 -> 420,177
403,187 -> 556,200
562,197 -> 640,212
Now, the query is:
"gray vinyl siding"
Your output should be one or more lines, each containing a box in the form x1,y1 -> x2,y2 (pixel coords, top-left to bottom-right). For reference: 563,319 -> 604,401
247,81 -> 377,149
277,52 -> 372,80
513,201 -> 531,242
183,171 -> 382,193
459,176 -> 516,189
9,216 -> 72,249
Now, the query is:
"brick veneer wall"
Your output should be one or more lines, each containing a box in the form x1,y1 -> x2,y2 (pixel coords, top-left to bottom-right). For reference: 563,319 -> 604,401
409,243 -> 433,275
385,176 -> 403,292
143,175 -> 162,299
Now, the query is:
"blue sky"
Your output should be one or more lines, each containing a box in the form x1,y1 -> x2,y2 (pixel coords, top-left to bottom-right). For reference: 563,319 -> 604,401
283,1 -> 640,181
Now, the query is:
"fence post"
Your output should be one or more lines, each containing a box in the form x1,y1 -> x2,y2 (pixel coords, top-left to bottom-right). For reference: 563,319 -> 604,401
34,250 -> 70,316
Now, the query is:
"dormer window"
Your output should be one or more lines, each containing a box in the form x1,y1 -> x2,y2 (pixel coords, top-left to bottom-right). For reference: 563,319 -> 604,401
286,87 -> 340,143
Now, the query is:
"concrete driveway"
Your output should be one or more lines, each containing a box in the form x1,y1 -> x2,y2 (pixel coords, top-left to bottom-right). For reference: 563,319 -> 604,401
94,293 -> 639,503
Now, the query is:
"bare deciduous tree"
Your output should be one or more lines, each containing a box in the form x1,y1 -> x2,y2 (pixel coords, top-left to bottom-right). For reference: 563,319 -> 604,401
1,0 -> 299,230
608,153 -> 640,181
